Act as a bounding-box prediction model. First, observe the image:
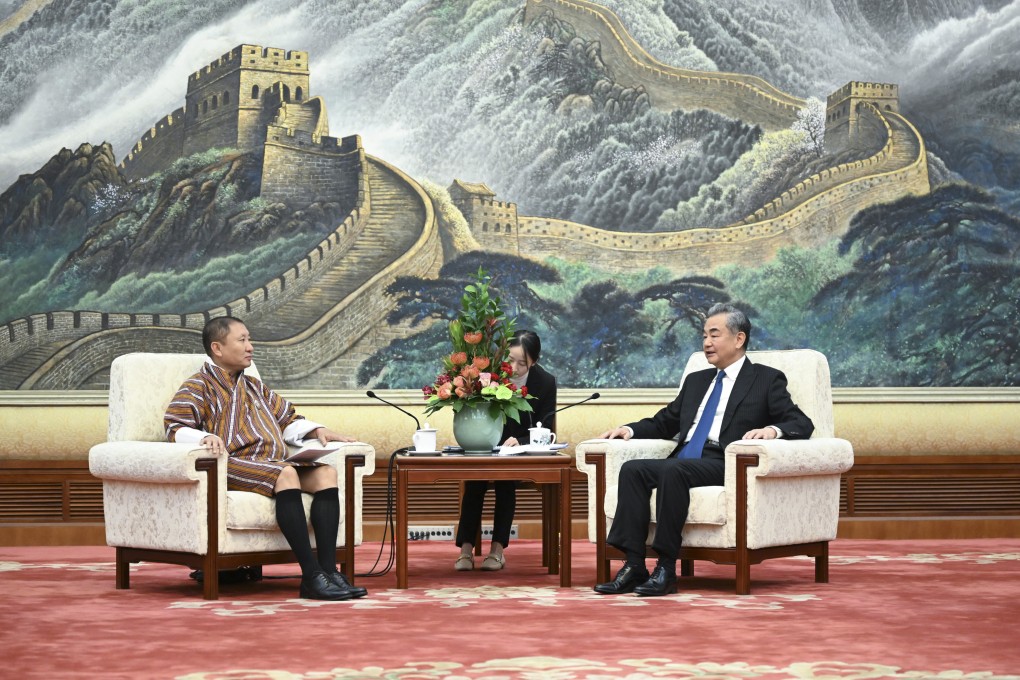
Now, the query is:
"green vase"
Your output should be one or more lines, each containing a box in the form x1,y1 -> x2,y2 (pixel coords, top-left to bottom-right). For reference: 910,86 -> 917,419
453,403 -> 503,452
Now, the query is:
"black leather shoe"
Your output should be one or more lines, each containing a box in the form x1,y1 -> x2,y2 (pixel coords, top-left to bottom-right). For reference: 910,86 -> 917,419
593,564 -> 649,595
327,570 -> 368,598
633,565 -> 678,596
300,571 -> 355,600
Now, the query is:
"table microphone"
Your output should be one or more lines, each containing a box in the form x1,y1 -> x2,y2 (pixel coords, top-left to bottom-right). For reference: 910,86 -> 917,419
366,390 -> 421,430
553,392 -> 600,414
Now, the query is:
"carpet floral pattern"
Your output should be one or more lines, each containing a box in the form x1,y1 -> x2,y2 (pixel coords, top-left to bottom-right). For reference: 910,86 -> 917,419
3,540 -> 1019,679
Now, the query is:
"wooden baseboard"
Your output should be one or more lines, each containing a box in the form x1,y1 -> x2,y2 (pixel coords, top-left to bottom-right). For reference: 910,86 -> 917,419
0,522 -> 106,546
837,517 -> 1020,540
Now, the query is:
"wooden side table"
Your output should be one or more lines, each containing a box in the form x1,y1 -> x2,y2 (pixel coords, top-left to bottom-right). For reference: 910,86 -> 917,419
394,453 -> 572,588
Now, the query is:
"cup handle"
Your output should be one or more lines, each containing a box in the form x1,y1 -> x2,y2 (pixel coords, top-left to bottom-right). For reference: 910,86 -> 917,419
412,432 -> 422,449
548,433 -> 556,445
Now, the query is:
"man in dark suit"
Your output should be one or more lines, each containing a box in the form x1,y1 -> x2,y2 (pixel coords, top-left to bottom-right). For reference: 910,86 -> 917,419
593,303 -> 814,596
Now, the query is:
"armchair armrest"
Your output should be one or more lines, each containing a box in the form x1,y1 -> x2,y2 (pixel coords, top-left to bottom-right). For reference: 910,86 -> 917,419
89,442 -> 223,483
725,437 -> 854,477
575,438 -> 675,474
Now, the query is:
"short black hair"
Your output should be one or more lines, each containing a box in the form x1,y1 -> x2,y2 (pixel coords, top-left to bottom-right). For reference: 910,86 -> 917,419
510,329 -> 542,364
202,316 -> 245,357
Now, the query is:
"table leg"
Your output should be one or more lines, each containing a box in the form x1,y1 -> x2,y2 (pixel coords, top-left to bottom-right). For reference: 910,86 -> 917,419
547,481 -> 560,576
396,467 -> 409,589
560,466 -> 572,587
541,485 -> 552,568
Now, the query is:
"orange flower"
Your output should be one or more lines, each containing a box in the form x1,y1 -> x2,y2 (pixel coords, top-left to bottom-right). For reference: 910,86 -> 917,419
455,386 -> 469,398
450,351 -> 468,366
463,332 -> 483,345
437,383 -> 453,400
472,356 -> 490,370
453,376 -> 466,388
460,366 -> 480,380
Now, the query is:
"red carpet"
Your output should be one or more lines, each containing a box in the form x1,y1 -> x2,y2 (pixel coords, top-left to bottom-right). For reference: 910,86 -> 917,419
3,539 -> 1019,679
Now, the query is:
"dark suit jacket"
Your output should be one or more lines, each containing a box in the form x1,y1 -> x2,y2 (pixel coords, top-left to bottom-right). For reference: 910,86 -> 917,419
503,363 -> 558,443
627,357 -> 813,449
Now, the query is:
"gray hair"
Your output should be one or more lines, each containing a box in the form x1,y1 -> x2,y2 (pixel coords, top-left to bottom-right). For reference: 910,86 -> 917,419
706,303 -> 751,349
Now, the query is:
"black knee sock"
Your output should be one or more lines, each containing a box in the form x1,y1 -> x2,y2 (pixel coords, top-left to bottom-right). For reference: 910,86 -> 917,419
656,556 -> 677,575
275,489 -> 320,577
625,550 -> 647,572
310,487 -> 341,573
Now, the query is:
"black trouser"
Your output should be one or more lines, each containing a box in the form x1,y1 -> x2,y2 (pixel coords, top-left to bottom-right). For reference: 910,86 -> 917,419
607,446 -> 725,562
456,480 -> 516,548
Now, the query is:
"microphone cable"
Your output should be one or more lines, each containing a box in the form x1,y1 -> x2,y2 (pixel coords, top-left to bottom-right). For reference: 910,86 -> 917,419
355,447 -> 405,577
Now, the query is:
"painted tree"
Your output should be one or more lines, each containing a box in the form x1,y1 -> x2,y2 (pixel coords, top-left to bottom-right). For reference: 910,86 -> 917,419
811,183 -> 1020,386
792,97 -> 826,158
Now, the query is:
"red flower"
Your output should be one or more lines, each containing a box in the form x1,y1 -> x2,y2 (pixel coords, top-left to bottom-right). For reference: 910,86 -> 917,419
422,385 -> 436,398
520,386 -> 528,397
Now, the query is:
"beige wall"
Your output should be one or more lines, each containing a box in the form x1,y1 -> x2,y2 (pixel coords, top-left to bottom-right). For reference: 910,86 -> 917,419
3,389 -> 1018,462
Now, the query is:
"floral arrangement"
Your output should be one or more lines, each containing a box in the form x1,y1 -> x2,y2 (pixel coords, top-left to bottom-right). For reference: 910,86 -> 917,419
421,268 -> 534,423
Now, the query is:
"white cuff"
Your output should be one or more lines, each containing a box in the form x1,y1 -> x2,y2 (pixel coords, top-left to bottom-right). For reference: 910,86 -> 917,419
284,420 -> 325,446
173,427 -> 208,445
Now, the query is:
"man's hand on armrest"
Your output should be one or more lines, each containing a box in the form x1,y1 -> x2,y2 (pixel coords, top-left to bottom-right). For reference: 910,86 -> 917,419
598,426 -> 634,440
312,427 -> 357,445
201,434 -> 226,454
742,427 -> 779,440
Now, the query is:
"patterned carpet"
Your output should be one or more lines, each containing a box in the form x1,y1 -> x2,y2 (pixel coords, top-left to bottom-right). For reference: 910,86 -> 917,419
3,539 -> 1019,679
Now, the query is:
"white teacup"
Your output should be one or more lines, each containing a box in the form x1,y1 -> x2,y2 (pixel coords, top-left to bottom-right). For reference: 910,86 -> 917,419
528,423 -> 556,447
412,426 -> 437,452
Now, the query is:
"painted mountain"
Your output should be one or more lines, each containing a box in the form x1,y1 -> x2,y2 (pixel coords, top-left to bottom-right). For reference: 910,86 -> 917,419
1,0 -> 1018,389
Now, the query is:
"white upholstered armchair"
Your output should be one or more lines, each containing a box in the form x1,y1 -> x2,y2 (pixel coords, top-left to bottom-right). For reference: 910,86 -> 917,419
576,349 -> 853,595
88,353 -> 375,599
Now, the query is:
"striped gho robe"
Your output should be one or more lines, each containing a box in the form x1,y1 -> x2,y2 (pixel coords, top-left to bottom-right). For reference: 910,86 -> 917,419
164,361 -> 323,497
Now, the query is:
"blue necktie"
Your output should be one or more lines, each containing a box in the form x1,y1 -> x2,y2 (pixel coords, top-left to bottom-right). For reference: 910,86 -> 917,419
679,371 -> 723,459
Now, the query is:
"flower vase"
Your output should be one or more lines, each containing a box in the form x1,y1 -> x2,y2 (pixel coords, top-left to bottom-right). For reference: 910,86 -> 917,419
453,404 -> 503,452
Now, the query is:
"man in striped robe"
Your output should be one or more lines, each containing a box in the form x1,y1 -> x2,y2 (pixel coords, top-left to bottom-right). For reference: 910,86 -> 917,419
164,316 -> 368,601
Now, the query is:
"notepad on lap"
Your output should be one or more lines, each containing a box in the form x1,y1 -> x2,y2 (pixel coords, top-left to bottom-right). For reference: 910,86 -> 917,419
286,440 -> 343,463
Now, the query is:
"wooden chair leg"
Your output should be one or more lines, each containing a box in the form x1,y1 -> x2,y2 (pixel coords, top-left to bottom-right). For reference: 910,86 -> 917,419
816,542 -> 829,583
735,550 -> 751,595
680,559 -> 694,577
115,547 -> 130,590
598,555 -> 610,584
202,553 -> 219,600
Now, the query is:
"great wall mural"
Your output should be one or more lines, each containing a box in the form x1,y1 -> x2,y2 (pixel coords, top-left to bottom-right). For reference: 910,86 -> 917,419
1,0 -> 1019,390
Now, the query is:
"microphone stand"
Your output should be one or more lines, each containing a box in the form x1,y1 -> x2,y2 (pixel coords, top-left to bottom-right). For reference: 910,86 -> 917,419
366,390 -> 421,430
553,392 -> 600,414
